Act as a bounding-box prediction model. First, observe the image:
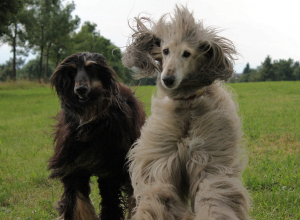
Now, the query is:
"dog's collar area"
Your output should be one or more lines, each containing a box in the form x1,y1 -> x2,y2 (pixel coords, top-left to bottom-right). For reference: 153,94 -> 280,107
174,87 -> 206,101
77,116 -> 97,129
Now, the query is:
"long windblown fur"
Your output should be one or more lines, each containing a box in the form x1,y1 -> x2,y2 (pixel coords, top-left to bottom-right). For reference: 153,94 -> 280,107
48,52 -> 146,220
123,5 -> 250,220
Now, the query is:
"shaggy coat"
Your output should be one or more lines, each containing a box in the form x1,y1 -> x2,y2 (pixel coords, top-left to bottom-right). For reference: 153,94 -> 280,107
122,5 -> 250,220
48,52 -> 146,220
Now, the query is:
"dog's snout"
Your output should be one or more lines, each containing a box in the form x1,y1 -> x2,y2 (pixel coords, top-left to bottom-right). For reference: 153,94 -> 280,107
162,75 -> 176,88
75,85 -> 88,96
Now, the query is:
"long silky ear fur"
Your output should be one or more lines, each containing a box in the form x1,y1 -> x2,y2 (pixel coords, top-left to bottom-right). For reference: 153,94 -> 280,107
122,16 -> 162,79
91,53 -> 119,96
201,36 -> 237,82
50,53 -> 79,98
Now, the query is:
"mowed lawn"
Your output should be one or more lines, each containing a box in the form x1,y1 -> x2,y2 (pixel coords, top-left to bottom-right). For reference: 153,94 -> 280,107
0,81 -> 299,219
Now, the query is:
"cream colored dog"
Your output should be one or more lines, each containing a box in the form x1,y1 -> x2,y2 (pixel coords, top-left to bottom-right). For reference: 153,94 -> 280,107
122,5 -> 250,220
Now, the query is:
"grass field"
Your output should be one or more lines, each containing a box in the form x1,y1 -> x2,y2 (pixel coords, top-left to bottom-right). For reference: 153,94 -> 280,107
0,81 -> 299,219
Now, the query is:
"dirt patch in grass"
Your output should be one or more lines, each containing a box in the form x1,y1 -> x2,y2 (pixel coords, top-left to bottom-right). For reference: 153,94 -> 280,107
249,134 -> 300,155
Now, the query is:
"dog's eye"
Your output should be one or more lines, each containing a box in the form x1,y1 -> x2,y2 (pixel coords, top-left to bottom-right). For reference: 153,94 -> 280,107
163,49 -> 169,55
182,51 -> 191,58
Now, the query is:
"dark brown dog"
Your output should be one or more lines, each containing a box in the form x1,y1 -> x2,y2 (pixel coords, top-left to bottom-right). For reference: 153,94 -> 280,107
48,52 -> 145,220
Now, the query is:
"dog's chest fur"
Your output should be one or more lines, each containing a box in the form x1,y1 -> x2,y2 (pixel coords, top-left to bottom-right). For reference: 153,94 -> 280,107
153,83 -> 241,169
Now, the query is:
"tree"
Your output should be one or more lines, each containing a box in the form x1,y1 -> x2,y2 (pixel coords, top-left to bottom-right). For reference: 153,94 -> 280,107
48,3 -> 80,67
0,0 -> 28,81
237,73 -> 249,82
0,0 -> 24,37
247,69 -> 262,82
293,66 -> 300,81
243,63 -> 251,74
0,58 -> 25,81
44,1 -> 79,79
17,57 -> 55,81
272,59 -> 294,81
63,22 -> 134,84
238,63 -> 252,82
292,61 -> 300,81
260,55 -> 274,81
236,57 -> 300,83
21,0 -> 79,83
140,77 -> 157,85
1,23 -> 21,81
20,0 -> 49,83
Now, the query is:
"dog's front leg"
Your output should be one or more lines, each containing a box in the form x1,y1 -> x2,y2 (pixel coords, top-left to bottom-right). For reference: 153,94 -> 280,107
128,96 -> 193,220
123,183 -> 136,220
98,177 -> 125,220
57,173 -> 98,220
132,184 -> 192,220
129,140 -> 192,220
187,155 -> 250,220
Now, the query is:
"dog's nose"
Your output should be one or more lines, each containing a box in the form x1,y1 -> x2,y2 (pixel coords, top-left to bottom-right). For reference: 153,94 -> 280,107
75,85 -> 88,96
162,75 -> 176,88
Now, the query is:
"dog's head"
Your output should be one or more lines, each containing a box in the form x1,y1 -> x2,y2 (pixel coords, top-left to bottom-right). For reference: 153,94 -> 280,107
123,5 -> 237,99
51,52 -> 118,118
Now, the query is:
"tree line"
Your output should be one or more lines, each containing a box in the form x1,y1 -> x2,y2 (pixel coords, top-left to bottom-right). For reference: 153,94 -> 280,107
1,1 -> 299,85
0,0 -> 136,84
231,56 -> 300,83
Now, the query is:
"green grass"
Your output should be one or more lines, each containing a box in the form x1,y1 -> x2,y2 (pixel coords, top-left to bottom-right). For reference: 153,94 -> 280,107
0,81 -> 299,219
231,82 -> 300,219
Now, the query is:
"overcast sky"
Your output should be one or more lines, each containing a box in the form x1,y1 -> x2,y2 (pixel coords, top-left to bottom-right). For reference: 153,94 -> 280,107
1,0 -> 299,73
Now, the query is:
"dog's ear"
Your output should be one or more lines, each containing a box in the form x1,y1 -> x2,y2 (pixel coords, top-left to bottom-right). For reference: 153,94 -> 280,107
91,53 -> 119,95
50,54 -> 78,97
199,40 -> 236,81
122,17 -> 162,79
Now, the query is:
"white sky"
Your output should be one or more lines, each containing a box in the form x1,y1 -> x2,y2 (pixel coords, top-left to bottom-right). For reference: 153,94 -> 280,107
1,0 -> 300,73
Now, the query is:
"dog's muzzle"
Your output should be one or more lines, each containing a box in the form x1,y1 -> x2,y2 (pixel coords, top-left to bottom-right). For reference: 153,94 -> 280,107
75,85 -> 88,95
162,75 -> 176,88
75,85 -> 90,102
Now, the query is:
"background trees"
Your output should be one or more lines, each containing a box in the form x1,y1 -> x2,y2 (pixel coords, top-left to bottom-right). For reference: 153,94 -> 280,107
58,21 -> 134,84
0,1 -> 299,85
260,56 -> 274,81
293,62 -> 300,81
243,63 -> 251,74
0,0 -> 24,37
20,0 -> 80,83
0,58 -> 25,81
236,56 -> 300,83
0,0 -> 27,81
0,0 -> 135,84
